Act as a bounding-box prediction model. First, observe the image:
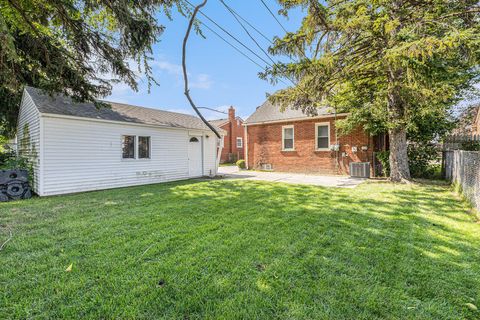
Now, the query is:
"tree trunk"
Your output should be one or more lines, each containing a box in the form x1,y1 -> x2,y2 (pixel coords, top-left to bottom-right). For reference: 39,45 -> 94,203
388,126 -> 411,182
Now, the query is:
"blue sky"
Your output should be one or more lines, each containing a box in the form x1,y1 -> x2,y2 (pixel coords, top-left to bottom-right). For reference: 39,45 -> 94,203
107,1 -> 305,120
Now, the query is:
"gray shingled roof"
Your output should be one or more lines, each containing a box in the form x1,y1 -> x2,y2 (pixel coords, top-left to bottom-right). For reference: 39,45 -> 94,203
245,100 -> 334,124
208,116 -> 243,128
26,87 -> 221,132
208,119 -> 229,128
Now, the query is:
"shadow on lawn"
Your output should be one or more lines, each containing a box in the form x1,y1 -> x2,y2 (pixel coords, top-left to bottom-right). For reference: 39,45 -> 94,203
1,179 -> 479,319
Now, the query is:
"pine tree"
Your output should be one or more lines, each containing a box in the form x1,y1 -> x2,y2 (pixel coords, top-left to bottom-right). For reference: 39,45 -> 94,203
263,0 -> 480,181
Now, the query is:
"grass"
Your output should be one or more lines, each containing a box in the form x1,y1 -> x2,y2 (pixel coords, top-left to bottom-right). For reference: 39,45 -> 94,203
1,179 -> 480,319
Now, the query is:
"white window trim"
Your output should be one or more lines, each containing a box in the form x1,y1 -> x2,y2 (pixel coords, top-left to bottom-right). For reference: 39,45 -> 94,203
282,125 -> 295,151
138,136 -> 151,160
315,122 -> 331,151
236,137 -> 243,148
121,135 -> 136,160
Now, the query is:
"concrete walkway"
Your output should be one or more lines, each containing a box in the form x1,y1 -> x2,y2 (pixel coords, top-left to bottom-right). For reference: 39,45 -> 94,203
218,165 -> 365,188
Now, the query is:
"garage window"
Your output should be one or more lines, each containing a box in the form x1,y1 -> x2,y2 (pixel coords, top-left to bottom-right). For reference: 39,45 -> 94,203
138,136 -> 150,159
122,135 -> 135,159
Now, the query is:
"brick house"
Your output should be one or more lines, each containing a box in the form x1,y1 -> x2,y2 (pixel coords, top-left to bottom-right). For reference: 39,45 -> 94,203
209,107 -> 245,163
244,101 -> 376,175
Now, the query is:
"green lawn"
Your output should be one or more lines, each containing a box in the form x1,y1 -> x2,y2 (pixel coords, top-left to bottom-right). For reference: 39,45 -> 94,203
1,180 -> 479,319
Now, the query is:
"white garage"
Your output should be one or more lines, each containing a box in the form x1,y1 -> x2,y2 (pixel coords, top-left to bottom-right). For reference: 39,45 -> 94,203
16,87 -> 223,196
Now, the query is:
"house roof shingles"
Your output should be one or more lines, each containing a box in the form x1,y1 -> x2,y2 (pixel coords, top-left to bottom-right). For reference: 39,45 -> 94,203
208,119 -> 229,127
245,100 -> 334,124
26,87 -> 220,132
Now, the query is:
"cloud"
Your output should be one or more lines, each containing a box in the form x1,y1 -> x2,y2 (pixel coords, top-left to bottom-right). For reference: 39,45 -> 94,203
152,58 -> 213,90
152,60 -> 183,77
190,74 -> 213,90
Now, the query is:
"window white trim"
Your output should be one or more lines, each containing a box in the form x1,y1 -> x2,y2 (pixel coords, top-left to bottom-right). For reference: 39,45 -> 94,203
315,122 -> 331,151
282,125 -> 295,151
236,137 -> 243,148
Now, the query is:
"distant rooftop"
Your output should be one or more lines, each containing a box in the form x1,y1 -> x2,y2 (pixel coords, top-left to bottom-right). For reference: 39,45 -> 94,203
245,100 -> 334,124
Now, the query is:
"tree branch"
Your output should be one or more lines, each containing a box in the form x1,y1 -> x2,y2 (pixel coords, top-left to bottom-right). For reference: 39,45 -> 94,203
182,0 -> 221,139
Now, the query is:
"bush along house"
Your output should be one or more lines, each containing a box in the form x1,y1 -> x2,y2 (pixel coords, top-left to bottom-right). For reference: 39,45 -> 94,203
209,106 -> 245,163
244,100 -> 380,176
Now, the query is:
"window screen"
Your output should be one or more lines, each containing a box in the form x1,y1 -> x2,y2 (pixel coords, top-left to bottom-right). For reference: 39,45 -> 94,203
317,125 -> 329,149
122,135 -> 135,159
138,136 -> 150,159
283,127 -> 294,150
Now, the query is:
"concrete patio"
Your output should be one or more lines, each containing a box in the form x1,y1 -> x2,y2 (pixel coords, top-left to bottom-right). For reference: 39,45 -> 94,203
218,165 -> 366,188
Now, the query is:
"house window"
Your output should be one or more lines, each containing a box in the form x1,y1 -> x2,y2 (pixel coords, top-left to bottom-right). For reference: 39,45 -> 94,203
236,137 -> 243,148
122,135 -> 135,159
316,123 -> 330,150
282,125 -> 294,151
138,136 -> 150,159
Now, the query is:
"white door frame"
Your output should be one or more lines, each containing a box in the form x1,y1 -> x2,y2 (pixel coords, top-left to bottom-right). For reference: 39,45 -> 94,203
188,135 -> 204,177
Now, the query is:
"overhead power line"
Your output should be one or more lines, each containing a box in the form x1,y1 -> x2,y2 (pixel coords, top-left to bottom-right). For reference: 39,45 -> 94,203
259,0 -> 288,33
184,0 -> 274,68
219,1 -> 273,44
183,0 -> 290,86
196,18 -> 267,70
219,0 -> 276,65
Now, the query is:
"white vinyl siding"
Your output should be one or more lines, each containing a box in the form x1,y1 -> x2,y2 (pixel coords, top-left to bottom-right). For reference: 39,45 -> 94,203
40,116 -> 218,196
282,125 -> 294,151
315,122 -> 330,151
16,91 -> 42,193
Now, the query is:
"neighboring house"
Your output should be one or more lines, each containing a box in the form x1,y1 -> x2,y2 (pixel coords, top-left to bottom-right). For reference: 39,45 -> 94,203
209,106 -> 245,163
244,101 -> 375,175
17,87 -> 224,196
453,104 -> 480,136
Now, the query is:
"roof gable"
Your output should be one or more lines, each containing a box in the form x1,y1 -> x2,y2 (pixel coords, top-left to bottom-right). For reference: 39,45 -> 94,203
25,87 -> 218,131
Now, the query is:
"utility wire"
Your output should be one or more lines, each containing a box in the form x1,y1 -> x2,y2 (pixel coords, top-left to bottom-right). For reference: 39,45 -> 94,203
219,1 -> 273,44
184,0 -> 274,68
198,106 -> 227,114
219,0 -> 299,88
197,19 -> 266,70
197,17 -> 289,86
219,0 -> 276,65
258,0 -> 309,61
259,0 -> 288,33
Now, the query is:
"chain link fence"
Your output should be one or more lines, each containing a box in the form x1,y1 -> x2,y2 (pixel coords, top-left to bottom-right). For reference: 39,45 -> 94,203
443,150 -> 480,211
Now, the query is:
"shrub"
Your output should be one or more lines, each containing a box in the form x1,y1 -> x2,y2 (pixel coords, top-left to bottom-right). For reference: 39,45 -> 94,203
0,149 -> 16,167
0,151 -> 34,184
376,150 -> 390,177
461,140 -> 480,151
236,159 -> 246,169
407,144 -> 439,178
375,144 -> 439,179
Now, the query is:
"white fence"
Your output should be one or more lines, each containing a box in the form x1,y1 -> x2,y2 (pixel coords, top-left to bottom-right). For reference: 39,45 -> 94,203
444,150 -> 480,212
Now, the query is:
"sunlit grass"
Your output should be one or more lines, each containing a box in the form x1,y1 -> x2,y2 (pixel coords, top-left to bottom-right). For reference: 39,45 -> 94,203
1,180 -> 479,319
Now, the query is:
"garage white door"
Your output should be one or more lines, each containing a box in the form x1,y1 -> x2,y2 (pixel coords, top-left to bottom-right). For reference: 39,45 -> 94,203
188,136 -> 202,177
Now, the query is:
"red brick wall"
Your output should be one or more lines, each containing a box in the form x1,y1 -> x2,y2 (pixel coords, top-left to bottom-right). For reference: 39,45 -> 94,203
246,117 -> 373,175
218,107 -> 245,163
